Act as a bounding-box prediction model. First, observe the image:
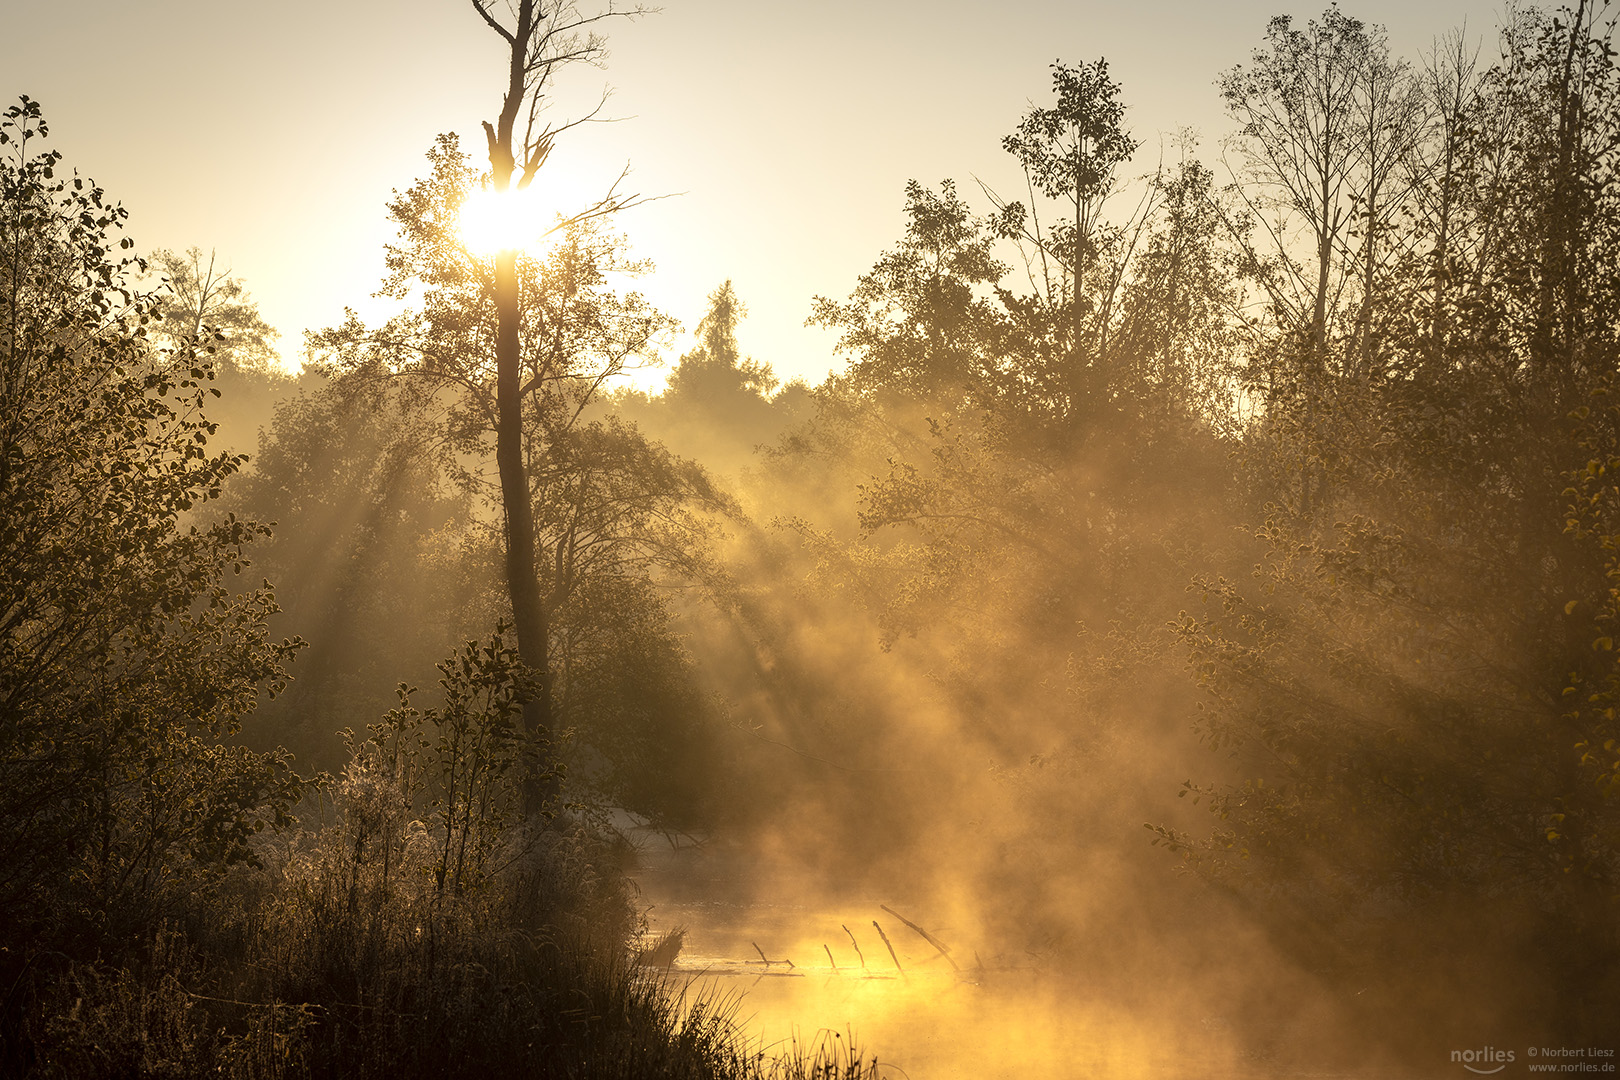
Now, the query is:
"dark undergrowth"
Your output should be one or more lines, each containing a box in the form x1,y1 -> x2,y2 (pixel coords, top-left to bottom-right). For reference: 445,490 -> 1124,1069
0,791 -> 879,1080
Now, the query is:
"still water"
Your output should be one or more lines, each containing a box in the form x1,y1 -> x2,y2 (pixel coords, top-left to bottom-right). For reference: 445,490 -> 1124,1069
630,834 -> 1397,1080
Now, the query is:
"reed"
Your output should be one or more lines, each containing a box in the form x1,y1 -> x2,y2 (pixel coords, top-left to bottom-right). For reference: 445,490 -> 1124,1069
5,809 -> 881,1079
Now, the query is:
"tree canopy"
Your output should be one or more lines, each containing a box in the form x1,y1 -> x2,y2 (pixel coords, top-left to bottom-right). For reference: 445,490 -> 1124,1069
0,96 -> 301,947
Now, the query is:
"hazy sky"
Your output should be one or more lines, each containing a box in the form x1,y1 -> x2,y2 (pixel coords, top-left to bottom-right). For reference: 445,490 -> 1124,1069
11,0 -> 1495,387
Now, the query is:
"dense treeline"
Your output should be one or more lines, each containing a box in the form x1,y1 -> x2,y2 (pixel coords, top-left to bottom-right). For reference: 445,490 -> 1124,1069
4,0 -> 1619,1075
791,0 -> 1620,1050
682,0 -> 1620,1053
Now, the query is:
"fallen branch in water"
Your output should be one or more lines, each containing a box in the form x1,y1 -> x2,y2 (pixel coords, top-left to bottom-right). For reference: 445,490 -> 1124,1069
749,941 -> 794,969
824,944 -> 839,972
842,924 -> 866,969
880,905 -> 959,972
872,921 -> 904,977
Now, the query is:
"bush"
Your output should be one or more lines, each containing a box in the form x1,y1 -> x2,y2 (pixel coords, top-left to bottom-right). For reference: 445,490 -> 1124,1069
0,95 -> 302,952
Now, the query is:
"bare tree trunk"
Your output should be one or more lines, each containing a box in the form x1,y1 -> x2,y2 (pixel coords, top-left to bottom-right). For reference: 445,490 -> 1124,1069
1533,0 -> 1587,382
493,247 -> 556,810
1313,187 -> 1332,374
1428,138 -> 1454,371
482,0 -> 557,813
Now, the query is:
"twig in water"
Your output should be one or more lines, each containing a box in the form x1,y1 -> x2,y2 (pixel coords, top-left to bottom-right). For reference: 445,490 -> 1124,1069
872,921 -> 904,976
880,904 -> 960,972
749,941 -> 794,969
842,924 -> 867,969
824,944 -> 839,972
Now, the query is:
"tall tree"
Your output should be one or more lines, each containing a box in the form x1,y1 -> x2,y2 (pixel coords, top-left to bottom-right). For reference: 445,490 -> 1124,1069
809,180 -> 1010,408
468,0 -> 644,809
149,246 -> 281,374
993,59 -> 1141,420
1219,7 -> 1411,376
1400,27 -> 1485,371
1108,154 -> 1247,430
665,281 -> 778,404
308,131 -> 726,820
615,282 -> 798,473
1218,7 -> 1423,517
1343,30 -> 1424,376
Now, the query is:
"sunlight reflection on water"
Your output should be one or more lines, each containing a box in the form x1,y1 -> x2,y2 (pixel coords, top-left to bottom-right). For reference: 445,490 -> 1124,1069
632,838 -> 1396,1080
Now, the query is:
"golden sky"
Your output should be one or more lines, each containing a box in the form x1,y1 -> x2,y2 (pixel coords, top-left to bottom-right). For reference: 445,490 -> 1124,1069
11,0 -> 1489,385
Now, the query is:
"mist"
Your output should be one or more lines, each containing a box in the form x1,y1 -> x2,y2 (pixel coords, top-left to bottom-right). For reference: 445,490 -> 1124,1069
4,2 -> 1619,1078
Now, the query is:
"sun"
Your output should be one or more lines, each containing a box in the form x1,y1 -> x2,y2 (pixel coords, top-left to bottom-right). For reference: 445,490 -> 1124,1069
457,186 -> 550,257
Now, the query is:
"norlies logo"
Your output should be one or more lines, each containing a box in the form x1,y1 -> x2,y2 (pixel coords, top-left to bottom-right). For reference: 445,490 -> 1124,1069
1454,1047 -> 1517,1074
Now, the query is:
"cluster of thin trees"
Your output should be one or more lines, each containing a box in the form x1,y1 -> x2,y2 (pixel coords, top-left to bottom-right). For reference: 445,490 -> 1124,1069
759,0 -> 1620,1040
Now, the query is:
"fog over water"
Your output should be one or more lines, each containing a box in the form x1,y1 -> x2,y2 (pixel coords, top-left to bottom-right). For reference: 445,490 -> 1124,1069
4,1 -> 1620,1077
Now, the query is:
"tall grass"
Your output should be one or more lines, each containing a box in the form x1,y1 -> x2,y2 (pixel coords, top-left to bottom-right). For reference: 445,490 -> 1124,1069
2,755 -> 880,1079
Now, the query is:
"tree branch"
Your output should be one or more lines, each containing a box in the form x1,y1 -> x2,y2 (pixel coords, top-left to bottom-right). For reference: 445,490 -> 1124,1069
470,0 -> 515,45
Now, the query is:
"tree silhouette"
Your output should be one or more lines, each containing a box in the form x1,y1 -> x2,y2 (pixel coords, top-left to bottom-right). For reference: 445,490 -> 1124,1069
149,246 -> 281,375
0,98 -> 300,945
468,0 -> 648,811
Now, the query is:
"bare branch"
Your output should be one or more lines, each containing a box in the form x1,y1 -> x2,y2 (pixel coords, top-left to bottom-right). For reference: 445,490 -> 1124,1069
469,0 -> 515,45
